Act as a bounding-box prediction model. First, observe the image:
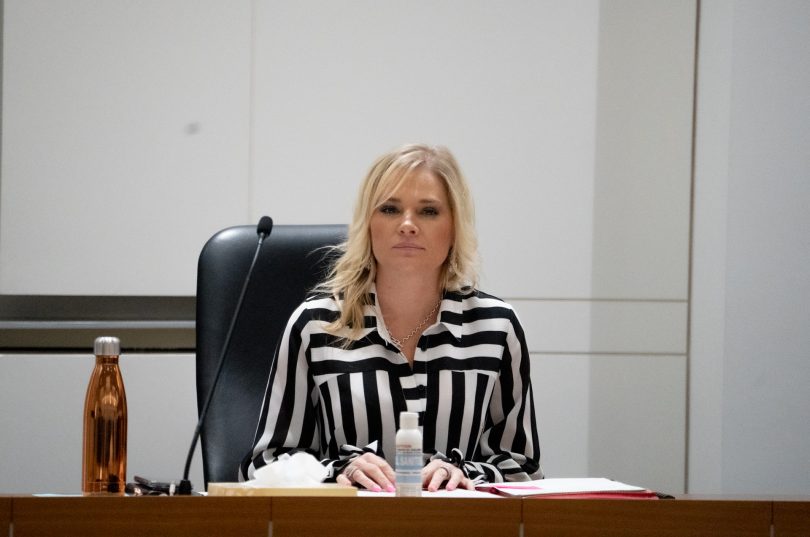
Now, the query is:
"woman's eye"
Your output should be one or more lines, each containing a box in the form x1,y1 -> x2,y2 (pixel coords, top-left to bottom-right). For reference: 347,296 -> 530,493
379,205 -> 399,215
422,207 -> 439,216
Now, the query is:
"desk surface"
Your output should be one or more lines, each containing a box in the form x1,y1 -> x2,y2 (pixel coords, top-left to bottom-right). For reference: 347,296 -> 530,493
3,495 -> 809,537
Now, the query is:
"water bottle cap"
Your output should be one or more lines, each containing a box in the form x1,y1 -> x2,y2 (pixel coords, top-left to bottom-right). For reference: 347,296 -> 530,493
400,411 -> 419,429
94,336 -> 121,356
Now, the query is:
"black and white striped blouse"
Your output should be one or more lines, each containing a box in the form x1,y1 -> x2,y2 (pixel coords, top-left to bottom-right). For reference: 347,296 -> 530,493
240,286 -> 542,483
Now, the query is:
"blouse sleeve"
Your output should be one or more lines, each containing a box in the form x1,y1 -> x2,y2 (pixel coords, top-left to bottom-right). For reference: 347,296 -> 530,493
239,303 -> 327,481
462,307 -> 543,482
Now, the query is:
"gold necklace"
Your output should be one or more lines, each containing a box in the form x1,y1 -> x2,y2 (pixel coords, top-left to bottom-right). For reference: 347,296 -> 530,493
389,299 -> 442,350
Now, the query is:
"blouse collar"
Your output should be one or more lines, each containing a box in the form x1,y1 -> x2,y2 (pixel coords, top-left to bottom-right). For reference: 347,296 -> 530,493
367,282 -> 463,342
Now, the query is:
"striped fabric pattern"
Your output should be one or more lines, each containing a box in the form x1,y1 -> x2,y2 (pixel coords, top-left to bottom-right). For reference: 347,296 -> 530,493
240,287 -> 542,483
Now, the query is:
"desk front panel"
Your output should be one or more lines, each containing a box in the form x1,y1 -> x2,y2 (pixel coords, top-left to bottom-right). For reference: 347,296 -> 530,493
1,497 -> 10,536
272,496 -> 523,537
774,500 -> 810,537
522,498 -> 773,537
12,496 -> 272,537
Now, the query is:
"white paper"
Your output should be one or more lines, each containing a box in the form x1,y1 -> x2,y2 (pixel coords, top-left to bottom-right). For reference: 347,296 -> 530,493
358,488 -> 501,498
476,477 -> 646,497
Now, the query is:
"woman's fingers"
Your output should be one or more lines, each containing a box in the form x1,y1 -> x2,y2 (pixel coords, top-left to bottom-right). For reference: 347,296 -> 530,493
341,453 -> 396,492
342,456 -> 473,493
422,461 -> 470,492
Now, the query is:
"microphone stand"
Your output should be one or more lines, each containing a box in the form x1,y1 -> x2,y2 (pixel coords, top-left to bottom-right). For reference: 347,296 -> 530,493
177,216 -> 273,495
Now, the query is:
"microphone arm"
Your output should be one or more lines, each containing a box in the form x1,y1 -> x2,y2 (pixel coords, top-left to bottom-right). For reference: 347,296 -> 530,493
178,216 -> 274,495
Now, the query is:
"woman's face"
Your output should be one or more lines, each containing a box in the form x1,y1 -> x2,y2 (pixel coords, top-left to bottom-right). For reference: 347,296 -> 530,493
370,168 -> 454,281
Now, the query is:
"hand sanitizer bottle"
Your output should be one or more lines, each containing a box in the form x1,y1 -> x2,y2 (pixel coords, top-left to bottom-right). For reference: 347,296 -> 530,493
395,411 -> 422,497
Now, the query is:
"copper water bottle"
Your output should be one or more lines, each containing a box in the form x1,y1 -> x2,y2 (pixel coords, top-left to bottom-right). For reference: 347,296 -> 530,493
82,336 -> 127,494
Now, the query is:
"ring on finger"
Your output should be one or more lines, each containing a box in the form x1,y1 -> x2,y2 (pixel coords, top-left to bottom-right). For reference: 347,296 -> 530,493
438,465 -> 452,479
344,465 -> 359,481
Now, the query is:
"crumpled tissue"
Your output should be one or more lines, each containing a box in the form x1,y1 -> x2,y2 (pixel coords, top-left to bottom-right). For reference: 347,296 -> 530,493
245,452 -> 327,487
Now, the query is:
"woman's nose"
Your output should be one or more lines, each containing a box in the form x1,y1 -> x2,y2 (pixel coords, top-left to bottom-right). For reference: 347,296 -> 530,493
399,213 -> 417,234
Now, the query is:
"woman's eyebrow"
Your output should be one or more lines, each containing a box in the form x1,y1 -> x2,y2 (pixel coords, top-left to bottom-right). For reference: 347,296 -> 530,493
381,196 -> 443,204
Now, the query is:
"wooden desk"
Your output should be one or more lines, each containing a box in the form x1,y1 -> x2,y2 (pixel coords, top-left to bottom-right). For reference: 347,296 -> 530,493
522,498 -> 772,537
5,495 -> 809,537
5,496 -> 522,537
1,497 -> 10,537
273,496 -> 522,537
12,496 -> 271,537
774,500 -> 810,537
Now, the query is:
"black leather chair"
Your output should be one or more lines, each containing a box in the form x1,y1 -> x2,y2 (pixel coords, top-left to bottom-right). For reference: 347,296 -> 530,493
195,223 -> 346,486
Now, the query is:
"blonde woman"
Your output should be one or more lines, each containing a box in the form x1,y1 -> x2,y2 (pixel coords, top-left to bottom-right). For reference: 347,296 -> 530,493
241,144 -> 541,491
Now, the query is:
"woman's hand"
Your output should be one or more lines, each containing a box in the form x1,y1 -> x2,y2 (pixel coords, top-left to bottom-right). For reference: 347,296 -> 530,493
422,460 -> 473,492
336,452 -> 396,493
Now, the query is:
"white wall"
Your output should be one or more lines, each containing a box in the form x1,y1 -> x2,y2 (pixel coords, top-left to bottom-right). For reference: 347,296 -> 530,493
587,0 -> 693,492
690,0 -> 810,494
252,0 -> 695,495
0,353 -> 203,494
13,0 -> 809,497
0,0 -> 252,295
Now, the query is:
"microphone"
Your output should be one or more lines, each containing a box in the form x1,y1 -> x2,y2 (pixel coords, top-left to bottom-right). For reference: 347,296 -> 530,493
177,216 -> 273,495
256,215 -> 273,238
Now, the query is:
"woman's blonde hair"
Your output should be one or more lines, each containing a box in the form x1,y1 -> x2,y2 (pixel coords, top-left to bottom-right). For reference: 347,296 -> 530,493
319,143 -> 478,340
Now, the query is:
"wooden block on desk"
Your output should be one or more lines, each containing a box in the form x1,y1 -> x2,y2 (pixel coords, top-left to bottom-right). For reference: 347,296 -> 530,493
208,482 -> 357,496
12,496 -> 272,537
522,498 -> 772,537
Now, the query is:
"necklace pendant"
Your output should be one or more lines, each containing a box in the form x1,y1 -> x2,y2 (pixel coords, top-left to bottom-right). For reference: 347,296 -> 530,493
388,298 -> 441,351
